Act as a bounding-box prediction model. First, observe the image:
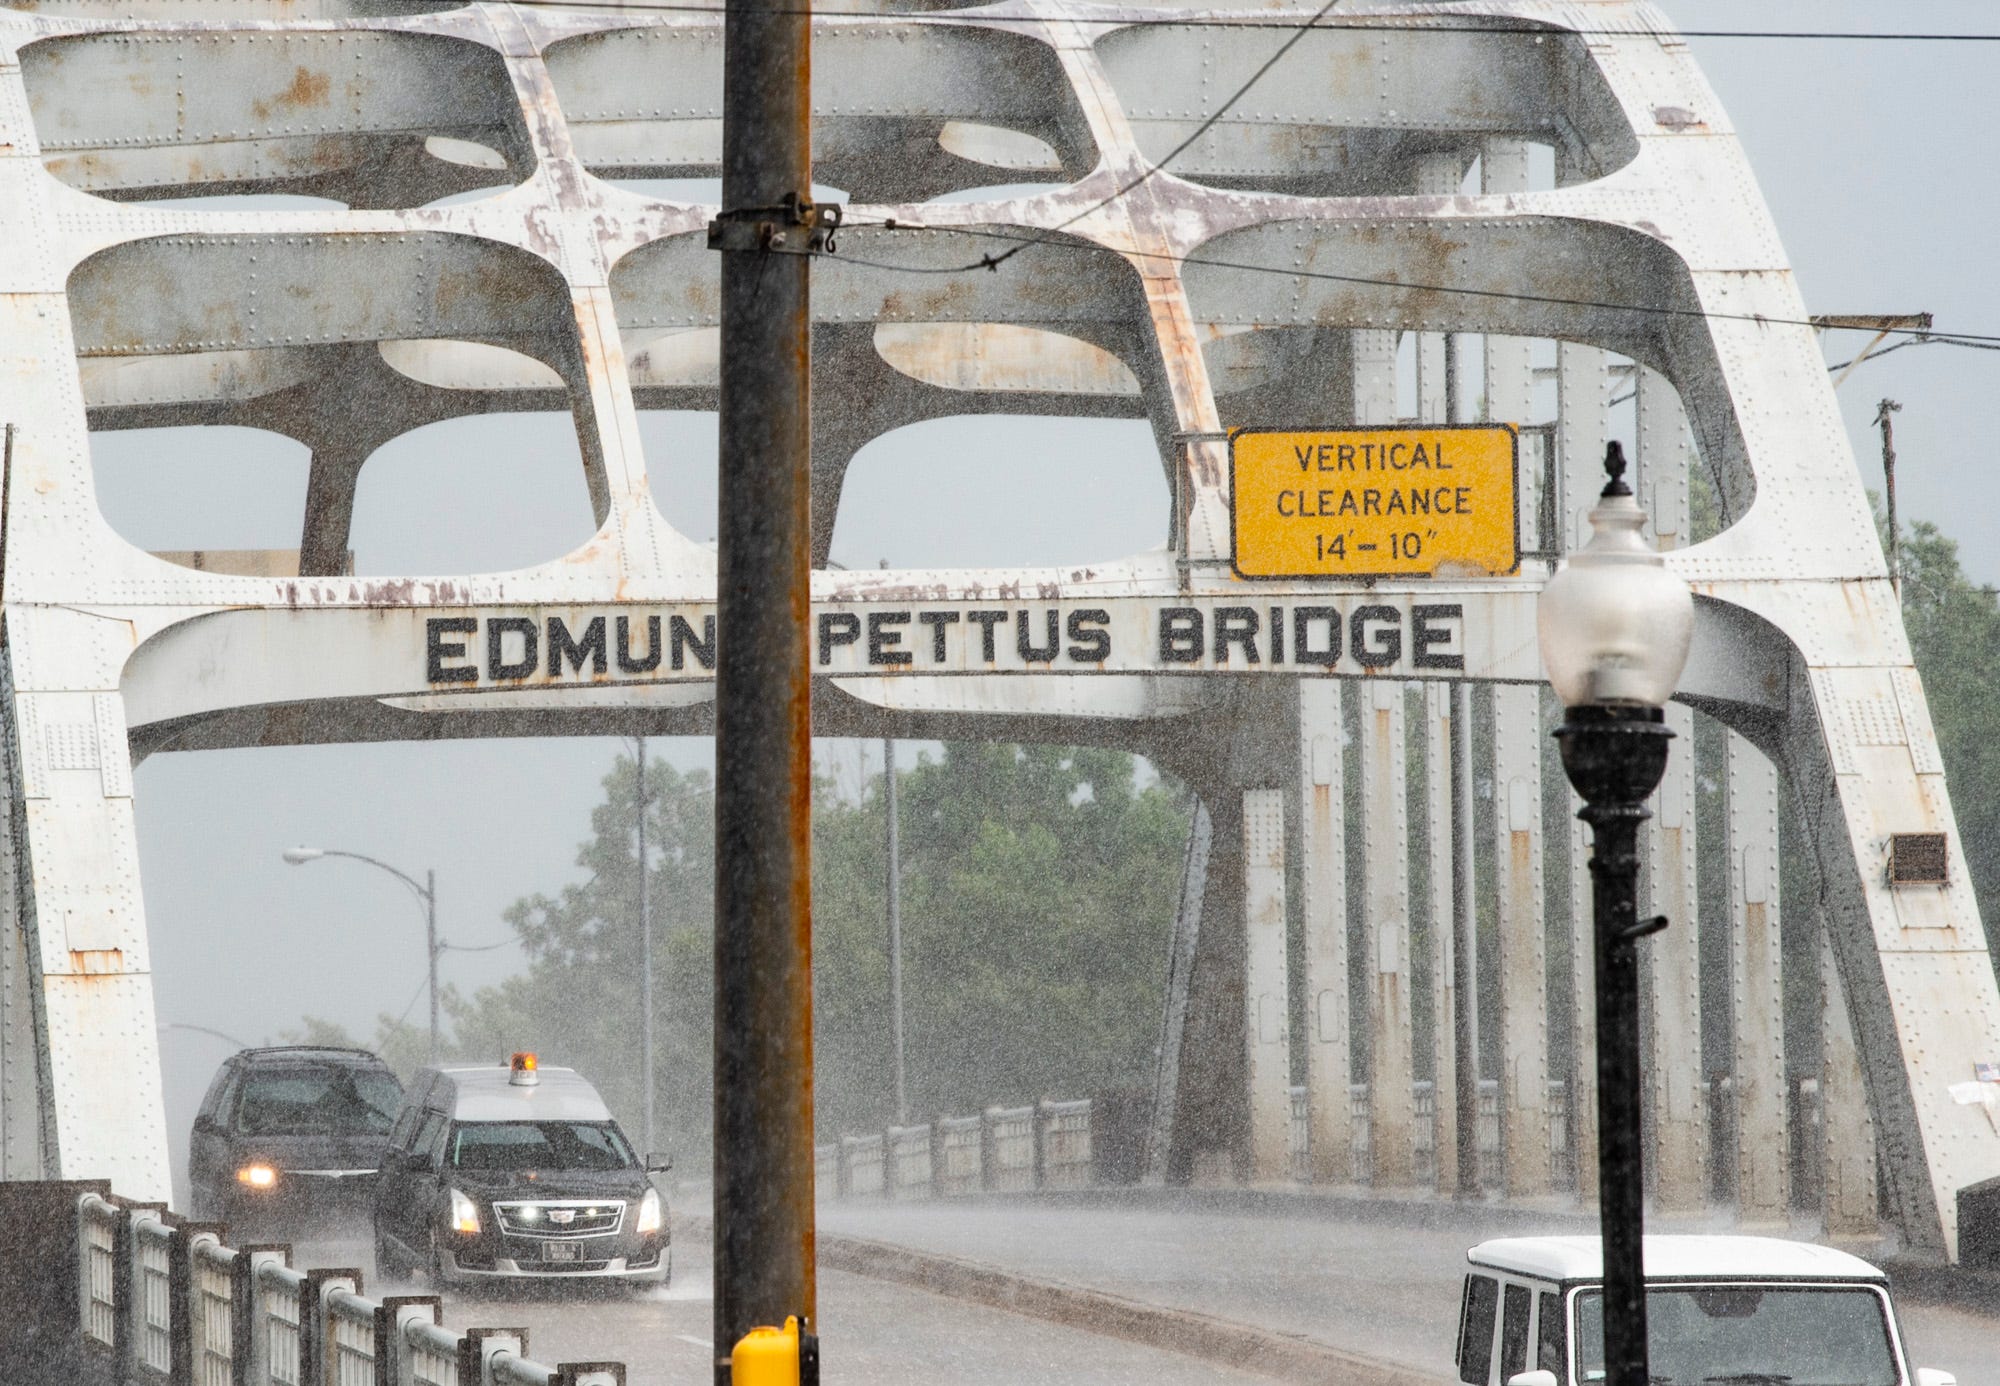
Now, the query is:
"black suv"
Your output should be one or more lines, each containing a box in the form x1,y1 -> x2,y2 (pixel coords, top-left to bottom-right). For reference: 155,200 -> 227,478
188,1046 -> 404,1235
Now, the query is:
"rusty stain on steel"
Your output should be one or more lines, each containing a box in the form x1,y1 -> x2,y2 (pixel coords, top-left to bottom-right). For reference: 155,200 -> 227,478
67,950 -> 126,977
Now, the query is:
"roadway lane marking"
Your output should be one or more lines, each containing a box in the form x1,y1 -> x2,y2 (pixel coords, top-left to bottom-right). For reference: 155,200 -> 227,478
674,1334 -> 714,1349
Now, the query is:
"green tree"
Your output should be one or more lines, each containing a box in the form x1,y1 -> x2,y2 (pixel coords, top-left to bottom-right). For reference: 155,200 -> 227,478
307,743 -> 1193,1163
813,744 -> 1191,1133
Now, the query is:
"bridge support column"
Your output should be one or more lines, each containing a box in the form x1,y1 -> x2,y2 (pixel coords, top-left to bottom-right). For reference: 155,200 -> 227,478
1644,702 -> 1708,1211
1480,136 -> 1549,1200
1493,685 -> 1552,1199
1760,631 -> 2000,1259
1558,338 -> 1610,1199
0,703 -> 40,1180
1297,680 -> 1354,1184
1243,788 -> 1293,1184
1424,683 -> 1461,1193
1166,791 -> 1246,1185
1820,927 -> 1879,1239
0,612 -> 169,1199
1635,366 -> 1708,1211
1728,732 -> 1790,1224
1146,802 -> 1210,1186
1363,682 -> 1415,1187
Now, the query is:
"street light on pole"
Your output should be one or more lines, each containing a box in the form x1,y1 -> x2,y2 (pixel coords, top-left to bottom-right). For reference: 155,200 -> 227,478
633,737 -> 657,1154
282,846 -> 440,1062
1538,442 -> 1694,1386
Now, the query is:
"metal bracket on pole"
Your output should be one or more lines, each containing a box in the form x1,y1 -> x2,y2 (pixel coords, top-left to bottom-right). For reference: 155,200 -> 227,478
707,194 -> 842,255
1621,914 -> 1669,943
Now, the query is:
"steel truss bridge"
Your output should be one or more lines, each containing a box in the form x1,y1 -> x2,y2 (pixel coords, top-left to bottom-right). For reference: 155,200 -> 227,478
0,0 -> 1996,1265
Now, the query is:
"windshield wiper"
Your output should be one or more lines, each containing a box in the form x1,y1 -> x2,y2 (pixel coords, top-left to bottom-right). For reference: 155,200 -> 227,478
1704,1375 -> 1793,1384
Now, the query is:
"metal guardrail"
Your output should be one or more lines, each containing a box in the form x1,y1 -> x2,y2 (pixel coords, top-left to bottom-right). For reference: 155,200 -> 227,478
1330,1079 -> 1574,1190
827,1081 -> 1587,1200
824,1100 -> 1095,1199
67,1192 -> 625,1386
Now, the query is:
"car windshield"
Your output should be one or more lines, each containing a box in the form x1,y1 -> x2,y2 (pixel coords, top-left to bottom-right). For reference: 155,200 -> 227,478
1575,1286 -> 1898,1386
448,1121 -> 635,1171
232,1066 -> 403,1137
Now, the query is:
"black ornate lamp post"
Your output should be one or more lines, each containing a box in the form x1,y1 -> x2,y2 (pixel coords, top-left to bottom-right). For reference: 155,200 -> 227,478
1538,443 -> 1695,1386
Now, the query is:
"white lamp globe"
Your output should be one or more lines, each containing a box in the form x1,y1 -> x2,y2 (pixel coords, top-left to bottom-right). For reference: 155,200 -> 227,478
1537,444 -> 1695,709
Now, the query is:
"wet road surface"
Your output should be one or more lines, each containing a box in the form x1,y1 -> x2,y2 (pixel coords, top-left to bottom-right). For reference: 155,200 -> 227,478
819,1198 -> 1999,1386
297,1197 -> 1998,1385
300,1223 -> 1280,1385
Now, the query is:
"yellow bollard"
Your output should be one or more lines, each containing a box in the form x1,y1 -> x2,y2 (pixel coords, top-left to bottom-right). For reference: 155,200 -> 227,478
730,1315 -> 818,1385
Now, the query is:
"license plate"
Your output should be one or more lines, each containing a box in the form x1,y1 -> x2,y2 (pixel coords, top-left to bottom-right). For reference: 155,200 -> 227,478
541,1240 -> 580,1263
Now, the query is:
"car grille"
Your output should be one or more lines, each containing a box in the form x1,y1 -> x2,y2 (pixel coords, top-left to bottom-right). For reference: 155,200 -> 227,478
492,1200 -> 625,1238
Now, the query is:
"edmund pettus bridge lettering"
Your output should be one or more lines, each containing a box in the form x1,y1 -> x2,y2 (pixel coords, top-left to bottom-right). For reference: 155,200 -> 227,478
422,601 -> 1469,686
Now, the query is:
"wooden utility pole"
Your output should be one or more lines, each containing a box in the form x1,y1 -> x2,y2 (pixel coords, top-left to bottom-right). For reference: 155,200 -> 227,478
711,0 -> 830,1366
1876,399 -> 1902,601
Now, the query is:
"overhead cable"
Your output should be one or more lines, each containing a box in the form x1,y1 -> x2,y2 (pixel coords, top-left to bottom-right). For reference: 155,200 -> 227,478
823,222 -> 2000,352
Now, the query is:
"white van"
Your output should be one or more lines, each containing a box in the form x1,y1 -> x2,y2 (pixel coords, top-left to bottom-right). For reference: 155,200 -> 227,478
1457,1235 -> 1956,1386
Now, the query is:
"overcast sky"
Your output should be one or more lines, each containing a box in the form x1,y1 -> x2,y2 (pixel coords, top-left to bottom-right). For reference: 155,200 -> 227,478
113,0 -> 2000,1182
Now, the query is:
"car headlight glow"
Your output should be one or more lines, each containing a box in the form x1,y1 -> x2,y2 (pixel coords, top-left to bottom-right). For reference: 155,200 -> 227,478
449,1188 -> 481,1236
236,1164 -> 277,1189
636,1188 -> 662,1236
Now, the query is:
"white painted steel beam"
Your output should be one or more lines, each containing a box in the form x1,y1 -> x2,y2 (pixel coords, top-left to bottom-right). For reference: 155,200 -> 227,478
1821,929 -> 1880,1240
1644,701 -> 1708,1213
1727,731 -> 1790,1225
1492,685 -> 1552,1199
0,613 -> 168,1200
1424,682 -> 1459,1194
1363,682 -> 1415,1187
1636,366 -> 1708,1212
1242,788 -> 1292,1185
1144,802 -> 1211,1187
1298,680 -> 1354,1185
1557,334 -> 1610,1201
1479,135 -> 1549,1201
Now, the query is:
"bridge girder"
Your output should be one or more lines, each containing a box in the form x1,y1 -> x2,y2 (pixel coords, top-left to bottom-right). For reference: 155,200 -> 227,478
0,0 -> 1992,1259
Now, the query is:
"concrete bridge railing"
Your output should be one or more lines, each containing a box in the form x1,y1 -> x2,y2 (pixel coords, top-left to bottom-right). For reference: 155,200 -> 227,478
0,1182 -> 624,1386
820,1101 -> 1097,1202
822,1078 -> 1841,1215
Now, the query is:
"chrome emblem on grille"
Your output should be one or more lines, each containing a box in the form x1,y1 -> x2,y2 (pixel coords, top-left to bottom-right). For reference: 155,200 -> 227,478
547,1208 -> 575,1224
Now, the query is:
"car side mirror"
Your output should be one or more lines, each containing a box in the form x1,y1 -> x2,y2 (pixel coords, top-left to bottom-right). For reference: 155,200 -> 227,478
1507,1372 -> 1559,1386
191,1115 -> 219,1135
646,1152 -> 674,1174
1916,1370 -> 1957,1386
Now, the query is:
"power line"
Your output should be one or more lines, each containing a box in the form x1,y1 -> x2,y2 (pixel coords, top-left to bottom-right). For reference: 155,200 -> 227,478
970,0 -> 1348,273
509,1 -> 2000,42
823,222 -> 2000,353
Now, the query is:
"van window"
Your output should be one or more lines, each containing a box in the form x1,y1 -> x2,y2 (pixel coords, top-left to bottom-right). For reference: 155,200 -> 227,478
1538,1291 -> 1566,1373
1500,1283 -> 1531,1379
1459,1275 -> 1499,1384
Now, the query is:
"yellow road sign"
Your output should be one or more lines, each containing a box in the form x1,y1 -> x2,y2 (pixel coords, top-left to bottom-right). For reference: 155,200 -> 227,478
1230,425 -> 1520,579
